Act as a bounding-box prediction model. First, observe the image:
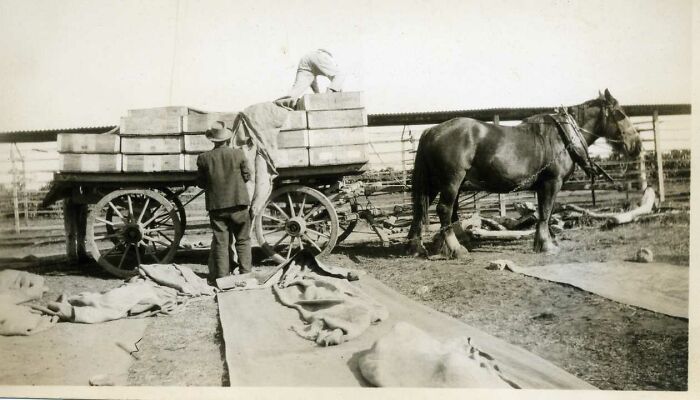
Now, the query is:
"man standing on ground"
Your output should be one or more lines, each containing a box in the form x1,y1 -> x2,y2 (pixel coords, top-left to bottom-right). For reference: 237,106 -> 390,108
285,48 -> 345,99
197,121 -> 253,283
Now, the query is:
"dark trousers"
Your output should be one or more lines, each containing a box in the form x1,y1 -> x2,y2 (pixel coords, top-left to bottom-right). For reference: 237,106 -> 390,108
208,205 -> 252,280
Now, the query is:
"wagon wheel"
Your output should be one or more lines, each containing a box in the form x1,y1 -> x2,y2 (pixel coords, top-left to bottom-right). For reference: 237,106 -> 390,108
86,189 -> 183,278
159,187 -> 187,230
104,188 -> 187,241
255,185 -> 338,264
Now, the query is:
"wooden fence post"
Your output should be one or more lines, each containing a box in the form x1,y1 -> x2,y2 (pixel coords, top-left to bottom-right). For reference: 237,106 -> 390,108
652,110 -> 665,202
493,115 -> 506,217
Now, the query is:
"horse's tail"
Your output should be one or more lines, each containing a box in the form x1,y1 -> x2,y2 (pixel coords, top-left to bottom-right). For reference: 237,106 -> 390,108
411,134 -> 432,226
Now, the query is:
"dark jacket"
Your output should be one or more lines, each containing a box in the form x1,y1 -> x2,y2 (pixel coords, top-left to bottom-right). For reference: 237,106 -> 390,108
196,146 -> 251,211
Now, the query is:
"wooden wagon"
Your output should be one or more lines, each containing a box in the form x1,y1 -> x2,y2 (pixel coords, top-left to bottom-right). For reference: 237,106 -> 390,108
44,93 -> 369,277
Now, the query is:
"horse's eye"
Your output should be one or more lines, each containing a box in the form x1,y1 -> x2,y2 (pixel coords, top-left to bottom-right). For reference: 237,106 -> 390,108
612,109 -> 626,122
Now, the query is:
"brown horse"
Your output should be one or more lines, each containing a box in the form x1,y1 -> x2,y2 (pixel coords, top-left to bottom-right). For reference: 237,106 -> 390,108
407,89 -> 642,257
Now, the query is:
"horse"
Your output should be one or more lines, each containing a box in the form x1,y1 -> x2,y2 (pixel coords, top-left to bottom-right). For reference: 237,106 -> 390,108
407,89 -> 642,257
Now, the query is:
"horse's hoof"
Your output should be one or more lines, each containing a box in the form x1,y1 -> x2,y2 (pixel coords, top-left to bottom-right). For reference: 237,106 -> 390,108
406,241 -> 428,258
454,248 -> 471,260
440,243 -> 470,260
534,241 -> 559,254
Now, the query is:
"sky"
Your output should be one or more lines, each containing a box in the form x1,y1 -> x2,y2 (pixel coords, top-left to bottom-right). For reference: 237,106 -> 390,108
0,0 -> 693,132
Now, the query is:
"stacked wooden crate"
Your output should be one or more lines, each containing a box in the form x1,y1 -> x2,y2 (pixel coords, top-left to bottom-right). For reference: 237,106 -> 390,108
57,94 -> 368,173
181,112 -> 238,171
294,91 -> 369,167
120,107 -> 192,172
57,132 -> 121,172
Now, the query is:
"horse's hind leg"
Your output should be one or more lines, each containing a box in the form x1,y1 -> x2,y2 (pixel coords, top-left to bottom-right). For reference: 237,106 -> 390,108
407,189 -> 438,256
436,174 -> 470,259
534,178 -> 562,254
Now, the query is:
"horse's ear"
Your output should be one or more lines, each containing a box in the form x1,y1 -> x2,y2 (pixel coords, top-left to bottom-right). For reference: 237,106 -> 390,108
604,88 -> 612,101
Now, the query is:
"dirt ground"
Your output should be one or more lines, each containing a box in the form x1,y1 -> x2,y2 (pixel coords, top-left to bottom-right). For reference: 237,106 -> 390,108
2,213 -> 688,390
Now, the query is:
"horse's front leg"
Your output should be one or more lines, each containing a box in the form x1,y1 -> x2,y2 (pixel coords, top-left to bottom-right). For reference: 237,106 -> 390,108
534,178 -> 562,254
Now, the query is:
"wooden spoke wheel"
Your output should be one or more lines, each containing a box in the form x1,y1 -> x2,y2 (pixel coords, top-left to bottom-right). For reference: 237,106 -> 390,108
86,189 -> 183,278
255,185 -> 338,263
104,188 -> 187,244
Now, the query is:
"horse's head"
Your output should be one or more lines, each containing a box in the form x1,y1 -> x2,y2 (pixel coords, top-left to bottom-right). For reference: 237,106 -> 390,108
595,89 -> 642,158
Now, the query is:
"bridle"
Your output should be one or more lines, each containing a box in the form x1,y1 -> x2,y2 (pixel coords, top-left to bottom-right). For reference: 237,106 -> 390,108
573,99 -> 628,144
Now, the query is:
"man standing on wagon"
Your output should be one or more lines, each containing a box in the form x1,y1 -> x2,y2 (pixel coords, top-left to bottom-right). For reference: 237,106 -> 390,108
197,121 -> 253,283
285,48 -> 346,99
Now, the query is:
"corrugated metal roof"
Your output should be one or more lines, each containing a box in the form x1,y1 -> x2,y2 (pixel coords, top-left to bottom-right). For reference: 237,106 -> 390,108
0,125 -> 117,143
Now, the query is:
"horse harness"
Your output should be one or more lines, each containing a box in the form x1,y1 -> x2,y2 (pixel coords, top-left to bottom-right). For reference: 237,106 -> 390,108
547,109 -> 614,184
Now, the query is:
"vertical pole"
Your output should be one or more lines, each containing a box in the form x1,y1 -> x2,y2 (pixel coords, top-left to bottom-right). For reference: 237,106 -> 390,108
17,144 -> 29,225
401,126 -> 407,207
493,115 -> 506,217
10,144 -> 20,233
652,110 -> 665,202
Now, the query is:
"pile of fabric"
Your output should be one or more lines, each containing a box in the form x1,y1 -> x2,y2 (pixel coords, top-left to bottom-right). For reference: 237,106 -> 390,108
359,322 -> 517,388
272,250 -> 387,346
1,264 -> 215,335
0,269 -> 57,336
47,264 -> 216,324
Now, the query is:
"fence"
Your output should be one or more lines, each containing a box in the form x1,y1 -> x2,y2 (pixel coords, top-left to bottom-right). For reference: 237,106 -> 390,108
0,105 -> 691,234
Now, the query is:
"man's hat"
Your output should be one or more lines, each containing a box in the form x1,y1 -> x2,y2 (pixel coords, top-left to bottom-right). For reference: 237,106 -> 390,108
205,121 -> 233,142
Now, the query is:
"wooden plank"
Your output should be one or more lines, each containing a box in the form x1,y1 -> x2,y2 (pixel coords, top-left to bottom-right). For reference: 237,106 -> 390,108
307,109 -> 367,129
59,154 -> 122,172
122,154 -> 184,172
120,136 -> 182,154
182,134 -> 214,153
309,144 -> 368,166
182,112 -> 238,133
277,130 -> 308,149
57,133 -> 120,153
275,148 -> 309,168
307,127 -> 367,147
297,91 -> 363,111
120,115 -> 182,135
280,111 -> 308,131
127,106 -> 193,117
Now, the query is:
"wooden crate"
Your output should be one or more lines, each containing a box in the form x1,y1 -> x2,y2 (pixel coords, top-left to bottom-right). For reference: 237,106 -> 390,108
306,109 -> 367,129
280,111 -> 308,131
182,134 -> 214,153
122,154 -> 184,172
309,144 -> 368,166
57,133 -> 120,153
277,130 -> 309,149
183,154 -> 199,171
307,127 -> 367,147
182,112 -> 238,133
121,136 -> 182,154
59,154 -> 122,172
127,106 -> 194,117
297,92 -> 363,111
275,148 -> 310,168
120,115 -> 182,135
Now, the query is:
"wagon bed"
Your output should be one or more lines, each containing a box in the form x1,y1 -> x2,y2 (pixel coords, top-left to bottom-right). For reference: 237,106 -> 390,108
50,159 -> 367,277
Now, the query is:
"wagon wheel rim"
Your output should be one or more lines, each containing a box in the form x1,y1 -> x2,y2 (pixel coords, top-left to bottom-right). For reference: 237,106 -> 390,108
86,189 -> 183,278
255,185 -> 339,264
